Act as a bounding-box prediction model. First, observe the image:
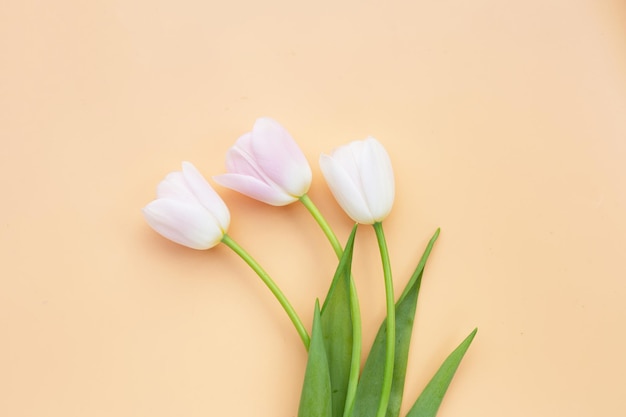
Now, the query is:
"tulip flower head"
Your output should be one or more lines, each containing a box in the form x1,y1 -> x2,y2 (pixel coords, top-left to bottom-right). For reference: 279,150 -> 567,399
143,162 -> 230,249
319,137 -> 395,224
214,117 -> 312,206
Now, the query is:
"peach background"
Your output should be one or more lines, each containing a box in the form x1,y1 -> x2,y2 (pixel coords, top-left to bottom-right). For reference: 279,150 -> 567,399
2,0 -> 626,416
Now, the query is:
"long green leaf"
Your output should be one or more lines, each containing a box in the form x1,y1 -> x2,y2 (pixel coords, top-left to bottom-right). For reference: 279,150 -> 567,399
299,300 -> 332,417
351,229 -> 440,417
321,225 -> 358,417
406,328 -> 477,417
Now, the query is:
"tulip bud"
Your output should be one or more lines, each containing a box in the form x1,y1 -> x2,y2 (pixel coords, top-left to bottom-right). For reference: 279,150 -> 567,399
214,117 -> 312,206
319,137 -> 395,224
143,162 -> 230,249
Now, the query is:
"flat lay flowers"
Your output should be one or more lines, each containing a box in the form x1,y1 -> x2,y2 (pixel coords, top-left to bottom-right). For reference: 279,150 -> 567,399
143,118 -> 477,417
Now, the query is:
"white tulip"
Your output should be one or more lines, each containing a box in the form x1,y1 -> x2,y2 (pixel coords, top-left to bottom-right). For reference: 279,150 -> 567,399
319,137 -> 395,224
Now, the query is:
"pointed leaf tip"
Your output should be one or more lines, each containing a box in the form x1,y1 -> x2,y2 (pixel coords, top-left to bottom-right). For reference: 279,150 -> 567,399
406,328 -> 477,417
351,229 -> 440,417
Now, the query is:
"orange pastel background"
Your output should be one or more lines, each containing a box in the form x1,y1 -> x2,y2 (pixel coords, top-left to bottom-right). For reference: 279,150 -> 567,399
2,1 -> 625,416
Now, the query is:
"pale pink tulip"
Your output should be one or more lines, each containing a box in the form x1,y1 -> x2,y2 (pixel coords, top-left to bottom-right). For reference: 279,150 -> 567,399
214,118 -> 312,206
143,162 -> 230,249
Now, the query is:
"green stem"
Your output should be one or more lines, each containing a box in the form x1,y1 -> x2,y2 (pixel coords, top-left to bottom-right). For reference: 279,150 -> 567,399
299,194 -> 343,258
221,234 -> 310,350
299,193 -> 361,417
373,222 -> 395,417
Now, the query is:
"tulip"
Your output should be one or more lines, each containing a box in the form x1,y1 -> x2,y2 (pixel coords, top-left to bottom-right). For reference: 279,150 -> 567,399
213,117 -> 312,206
143,162 -> 230,249
322,137 -> 396,417
319,137 -> 395,224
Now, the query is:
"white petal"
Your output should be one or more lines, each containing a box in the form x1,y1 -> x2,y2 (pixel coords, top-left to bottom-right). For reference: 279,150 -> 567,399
320,154 -> 374,223
143,199 -> 223,249
214,173 -> 296,206
181,162 -> 230,232
360,137 -> 394,222
329,140 -> 363,185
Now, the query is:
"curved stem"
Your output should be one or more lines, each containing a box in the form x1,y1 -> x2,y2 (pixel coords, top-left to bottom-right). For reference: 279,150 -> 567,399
299,193 -> 361,417
299,194 -> 343,258
373,222 -> 395,417
221,234 -> 310,350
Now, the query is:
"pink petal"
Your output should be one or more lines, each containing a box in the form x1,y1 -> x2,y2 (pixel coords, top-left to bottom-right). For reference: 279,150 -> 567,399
181,162 -> 230,231
142,199 -> 223,249
224,144 -> 266,180
249,118 -> 312,197
213,173 -> 297,206
231,131 -> 254,154
156,171 -> 197,202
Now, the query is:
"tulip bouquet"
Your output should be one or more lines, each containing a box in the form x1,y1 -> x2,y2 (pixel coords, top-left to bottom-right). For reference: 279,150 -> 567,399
143,118 -> 476,417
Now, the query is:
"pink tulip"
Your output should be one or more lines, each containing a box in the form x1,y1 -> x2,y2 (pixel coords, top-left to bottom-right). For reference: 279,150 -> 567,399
143,162 -> 230,249
214,118 -> 312,206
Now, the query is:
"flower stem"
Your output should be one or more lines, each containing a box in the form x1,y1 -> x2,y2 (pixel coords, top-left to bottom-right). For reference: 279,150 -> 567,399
221,234 -> 310,350
299,193 -> 361,417
373,222 -> 395,417
299,194 -> 343,258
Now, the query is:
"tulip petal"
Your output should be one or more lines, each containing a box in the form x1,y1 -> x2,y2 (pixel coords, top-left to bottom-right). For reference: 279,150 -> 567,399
142,199 -> 223,249
250,118 -> 312,197
320,154 -> 374,224
232,131 -> 255,154
226,143 -> 271,182
213,173 -> 297,206
181,162 -> 230,231
331,140 -> 364,186
217,118 -> 312,205
360,138 -> 394,222
157,172 -> 197,203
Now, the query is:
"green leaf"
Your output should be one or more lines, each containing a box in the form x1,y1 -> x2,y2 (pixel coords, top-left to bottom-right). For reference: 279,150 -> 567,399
299,300 -> 332,417
406,328 -> 478,417
351,229 -> 440,417
321,225 -> 359,417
